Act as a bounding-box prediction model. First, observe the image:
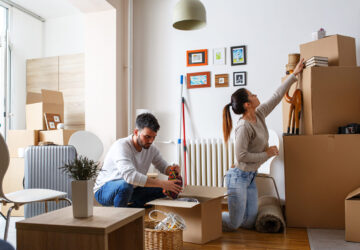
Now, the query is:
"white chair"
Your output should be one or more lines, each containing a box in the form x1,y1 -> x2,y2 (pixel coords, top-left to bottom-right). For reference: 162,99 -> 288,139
0,133 -> 71,241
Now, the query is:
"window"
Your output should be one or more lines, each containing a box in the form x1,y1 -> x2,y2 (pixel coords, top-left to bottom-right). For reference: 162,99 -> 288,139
0,3 -> 9,138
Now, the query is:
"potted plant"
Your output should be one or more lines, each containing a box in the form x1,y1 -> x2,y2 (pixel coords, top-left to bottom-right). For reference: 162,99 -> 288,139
60,156 -> 100,218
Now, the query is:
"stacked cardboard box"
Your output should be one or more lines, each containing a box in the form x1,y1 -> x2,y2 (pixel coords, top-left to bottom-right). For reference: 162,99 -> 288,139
282,35 -> 360,235
4,89 -> 77,216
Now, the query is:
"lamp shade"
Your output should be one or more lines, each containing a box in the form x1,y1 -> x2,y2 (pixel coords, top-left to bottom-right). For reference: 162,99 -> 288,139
173,0 -> 206,30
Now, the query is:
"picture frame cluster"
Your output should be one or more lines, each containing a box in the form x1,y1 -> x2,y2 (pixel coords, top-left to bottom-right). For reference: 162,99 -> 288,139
186,46 -> 247,89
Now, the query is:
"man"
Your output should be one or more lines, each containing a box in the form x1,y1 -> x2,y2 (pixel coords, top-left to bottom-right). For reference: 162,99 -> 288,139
94,113 -> 182,208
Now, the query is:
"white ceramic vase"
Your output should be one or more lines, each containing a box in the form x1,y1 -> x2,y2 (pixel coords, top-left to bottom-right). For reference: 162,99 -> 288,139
71,180 -> 94,218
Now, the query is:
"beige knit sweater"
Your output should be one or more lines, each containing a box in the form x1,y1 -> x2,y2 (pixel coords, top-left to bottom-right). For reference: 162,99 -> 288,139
234,74 -> 297,172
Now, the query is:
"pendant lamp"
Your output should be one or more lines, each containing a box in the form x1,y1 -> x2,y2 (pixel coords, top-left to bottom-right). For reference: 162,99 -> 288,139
173,0 -> 206,30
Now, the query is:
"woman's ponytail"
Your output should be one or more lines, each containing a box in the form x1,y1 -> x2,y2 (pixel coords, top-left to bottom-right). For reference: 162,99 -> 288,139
222,103 -> 233,144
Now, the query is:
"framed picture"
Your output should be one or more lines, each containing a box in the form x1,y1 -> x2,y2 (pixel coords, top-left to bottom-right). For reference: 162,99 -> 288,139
215,74 -> 229,88
187,72 -> 211,89
187,49 -> 208,66
213,48 -> 226,65
44,113 -> 62,130
233,71 -> 247,86
231,45 -> 247,65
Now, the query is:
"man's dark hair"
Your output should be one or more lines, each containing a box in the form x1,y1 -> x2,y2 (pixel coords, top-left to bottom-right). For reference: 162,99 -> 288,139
135,113 -> 160,132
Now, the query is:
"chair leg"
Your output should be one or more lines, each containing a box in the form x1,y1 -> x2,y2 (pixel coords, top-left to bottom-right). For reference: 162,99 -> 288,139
59,198 -> 72,206
4,205 -> 15,241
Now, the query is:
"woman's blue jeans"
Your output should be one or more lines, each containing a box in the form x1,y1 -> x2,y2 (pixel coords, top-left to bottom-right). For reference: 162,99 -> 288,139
94,179 -> 165,208
222,168 -> 258,231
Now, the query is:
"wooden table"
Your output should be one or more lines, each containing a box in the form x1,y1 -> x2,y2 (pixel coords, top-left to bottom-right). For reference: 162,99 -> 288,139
16,206 -> 144,250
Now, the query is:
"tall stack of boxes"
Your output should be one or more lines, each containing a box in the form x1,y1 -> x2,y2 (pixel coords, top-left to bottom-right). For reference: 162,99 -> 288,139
3,89 -> 77,216
282,35 -> 360,236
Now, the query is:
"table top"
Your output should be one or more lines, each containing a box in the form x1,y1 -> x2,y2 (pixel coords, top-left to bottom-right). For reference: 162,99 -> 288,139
16,206 -> 144,234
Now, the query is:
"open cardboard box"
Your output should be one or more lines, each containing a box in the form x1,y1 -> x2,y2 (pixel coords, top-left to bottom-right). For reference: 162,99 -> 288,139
26,90 -> 64,130
345,187 -> 360,242
147,185 -> 227,244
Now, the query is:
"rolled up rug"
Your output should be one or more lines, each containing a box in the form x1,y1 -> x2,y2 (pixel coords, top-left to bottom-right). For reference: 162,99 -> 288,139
255,195 -> 285,233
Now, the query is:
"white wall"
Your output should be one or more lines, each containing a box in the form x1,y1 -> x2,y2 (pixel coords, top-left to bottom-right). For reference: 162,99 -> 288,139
85,9 -> 118,157
44,14 -> 85,57
133,0 -> 360,199
10,8 -> 43,129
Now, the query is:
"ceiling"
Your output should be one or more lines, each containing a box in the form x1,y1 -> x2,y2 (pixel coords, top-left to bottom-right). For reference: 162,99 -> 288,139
9,0 -> 81,19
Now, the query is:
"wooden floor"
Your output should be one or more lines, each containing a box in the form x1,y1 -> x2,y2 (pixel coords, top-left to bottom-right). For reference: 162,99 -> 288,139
183,228 -> 310,249
146,206 -> 310,250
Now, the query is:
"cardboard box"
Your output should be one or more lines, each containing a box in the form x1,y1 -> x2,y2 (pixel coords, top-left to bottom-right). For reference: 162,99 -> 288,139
1,158 -> 24,216
26,90 -> 64,130
7,130 -> 39,157
283,67 -> 360,135
300,35 -> 356,66
147,185 -> 226,244
345,187 -> 360,242
284,134 -> 360,229
39,129 -> 77,145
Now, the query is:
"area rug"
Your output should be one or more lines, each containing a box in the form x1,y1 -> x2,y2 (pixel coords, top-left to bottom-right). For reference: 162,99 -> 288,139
255,195 -> 285,233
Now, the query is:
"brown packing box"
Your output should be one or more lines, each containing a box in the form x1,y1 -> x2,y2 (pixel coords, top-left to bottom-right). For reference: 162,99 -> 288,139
345,187 -> 360,242
26,89 -> 64,130
300,34 -> 356,66
147,185 -> 226,244
284,134 -> 360,228
283,67 -> 360,135
1,158 -> 24,216
7,130 -> 39,157
39,129 -> 77,145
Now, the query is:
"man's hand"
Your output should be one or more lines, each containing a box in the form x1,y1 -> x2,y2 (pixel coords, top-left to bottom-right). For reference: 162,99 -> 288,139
165,164 -> 181,176
161,179 -> 183,194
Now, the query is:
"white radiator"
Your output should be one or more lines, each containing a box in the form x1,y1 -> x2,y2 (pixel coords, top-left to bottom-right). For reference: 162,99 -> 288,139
178,138 -> 236,187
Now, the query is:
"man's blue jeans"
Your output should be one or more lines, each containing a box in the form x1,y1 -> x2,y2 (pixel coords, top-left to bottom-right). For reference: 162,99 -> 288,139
222,168 -> 258,231
94,179 -> 165,208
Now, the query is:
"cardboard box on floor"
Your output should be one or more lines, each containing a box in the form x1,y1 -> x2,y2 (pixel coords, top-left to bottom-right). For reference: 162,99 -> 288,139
300,34 -> 356,66
1,158 -> 24,216
345,187 -> 360,242
282,67 -> 360,135
7,130 -> 39,157
284,134 -> 360,229
26,90 -> 64,130
147,185 -> 226,244
39,129 -> 77,145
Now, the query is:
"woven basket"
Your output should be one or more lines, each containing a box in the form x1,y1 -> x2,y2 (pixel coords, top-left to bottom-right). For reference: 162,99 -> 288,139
144,220 -> 183,250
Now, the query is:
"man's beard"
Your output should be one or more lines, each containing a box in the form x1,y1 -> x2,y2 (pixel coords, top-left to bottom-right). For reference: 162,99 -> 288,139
137,135 -> 151,149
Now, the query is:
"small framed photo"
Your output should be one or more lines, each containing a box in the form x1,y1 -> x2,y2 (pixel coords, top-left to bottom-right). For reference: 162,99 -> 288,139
187,49 -> 208,66
187,72 -> 211,89
213,48 -> 226,65
231,45 -> 246,65
233,71 -> 247,86
44,113 -> 62,130
215,74 -> 229,88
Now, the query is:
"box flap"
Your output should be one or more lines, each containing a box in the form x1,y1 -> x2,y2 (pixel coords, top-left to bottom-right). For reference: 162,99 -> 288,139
26,92 -> 42,104
41,89 -> 64,104
346,187 -> 360,200
180,185 -> 227,199
146,198 -> 200,208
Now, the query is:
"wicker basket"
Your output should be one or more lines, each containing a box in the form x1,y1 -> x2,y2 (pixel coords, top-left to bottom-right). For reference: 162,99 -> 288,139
144,220 -> 183,250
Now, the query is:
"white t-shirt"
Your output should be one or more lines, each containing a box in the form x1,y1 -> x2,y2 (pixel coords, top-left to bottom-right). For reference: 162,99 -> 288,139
94,135 -> 168,192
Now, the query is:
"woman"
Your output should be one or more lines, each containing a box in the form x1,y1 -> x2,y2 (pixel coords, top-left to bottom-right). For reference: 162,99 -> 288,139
222,58 -> 304,231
